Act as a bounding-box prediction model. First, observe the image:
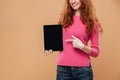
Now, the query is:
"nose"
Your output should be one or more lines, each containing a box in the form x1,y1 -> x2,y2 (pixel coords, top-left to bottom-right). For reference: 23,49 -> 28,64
72,0 -> 75,3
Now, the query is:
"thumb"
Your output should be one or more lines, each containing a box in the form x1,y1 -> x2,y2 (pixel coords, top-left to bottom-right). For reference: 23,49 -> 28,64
72,35 -> 78,39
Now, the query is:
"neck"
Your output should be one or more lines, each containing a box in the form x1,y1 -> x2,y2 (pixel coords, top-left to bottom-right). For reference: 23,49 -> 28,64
74,10 -> 80,16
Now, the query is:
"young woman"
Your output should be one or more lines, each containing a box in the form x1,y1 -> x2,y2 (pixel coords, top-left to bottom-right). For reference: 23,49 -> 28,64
45,0 -> 103,80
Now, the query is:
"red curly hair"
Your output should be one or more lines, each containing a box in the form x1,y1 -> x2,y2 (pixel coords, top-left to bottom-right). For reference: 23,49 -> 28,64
58,0 -> 103,34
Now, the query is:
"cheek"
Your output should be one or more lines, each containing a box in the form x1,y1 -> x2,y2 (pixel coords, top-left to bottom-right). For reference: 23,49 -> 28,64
78,3 -> 81,7
69,0 -> 72,4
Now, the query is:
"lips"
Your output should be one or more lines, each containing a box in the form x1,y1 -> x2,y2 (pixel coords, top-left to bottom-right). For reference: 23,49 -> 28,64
71,3 -> 78,7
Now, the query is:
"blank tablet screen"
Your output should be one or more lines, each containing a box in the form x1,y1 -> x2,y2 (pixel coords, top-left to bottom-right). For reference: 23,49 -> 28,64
43,24 -> 63,51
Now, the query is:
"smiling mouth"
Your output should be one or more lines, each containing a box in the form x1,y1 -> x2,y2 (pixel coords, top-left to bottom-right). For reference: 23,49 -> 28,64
71,3 -> 78,7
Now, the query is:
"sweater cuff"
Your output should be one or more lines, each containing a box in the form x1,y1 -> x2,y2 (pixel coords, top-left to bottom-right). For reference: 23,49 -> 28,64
89,48 -> 99,58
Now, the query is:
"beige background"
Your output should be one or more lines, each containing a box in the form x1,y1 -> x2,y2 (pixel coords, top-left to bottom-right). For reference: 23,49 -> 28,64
0,0 -> 120,80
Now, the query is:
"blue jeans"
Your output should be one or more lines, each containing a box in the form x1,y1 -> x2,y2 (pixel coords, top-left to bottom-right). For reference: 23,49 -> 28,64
56,66 -> 93,80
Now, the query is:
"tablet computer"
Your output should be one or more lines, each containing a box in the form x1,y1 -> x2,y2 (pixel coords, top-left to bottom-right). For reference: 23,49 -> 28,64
43,24 -> 63,51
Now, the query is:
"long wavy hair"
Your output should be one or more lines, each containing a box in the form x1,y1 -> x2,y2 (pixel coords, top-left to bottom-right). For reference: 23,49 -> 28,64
58,0 -> 103,34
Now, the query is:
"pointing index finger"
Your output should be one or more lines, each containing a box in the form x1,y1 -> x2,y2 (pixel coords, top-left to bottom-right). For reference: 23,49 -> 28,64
65,39 -> 73,42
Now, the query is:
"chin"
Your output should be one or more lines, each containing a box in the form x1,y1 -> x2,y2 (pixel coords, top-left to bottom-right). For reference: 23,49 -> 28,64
72,7 -> 79,10
73,8 -> 79,10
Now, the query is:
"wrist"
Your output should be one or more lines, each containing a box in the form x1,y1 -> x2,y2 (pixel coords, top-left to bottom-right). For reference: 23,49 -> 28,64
78,44 -> 85,50
79,45 -> 86,50
80,46 -> 91,54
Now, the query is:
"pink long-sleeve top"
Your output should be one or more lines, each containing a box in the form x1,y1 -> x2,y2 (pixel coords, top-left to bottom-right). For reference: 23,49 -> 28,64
57,15 -> 100,67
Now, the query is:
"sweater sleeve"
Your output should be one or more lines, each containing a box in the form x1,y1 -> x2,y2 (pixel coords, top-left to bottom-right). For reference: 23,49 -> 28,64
89,23 -> 100,58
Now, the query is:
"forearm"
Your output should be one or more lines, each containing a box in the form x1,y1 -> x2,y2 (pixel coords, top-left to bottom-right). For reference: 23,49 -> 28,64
80,45 -> 99,58
80,45 -> 91,54
65,35 -> 99,57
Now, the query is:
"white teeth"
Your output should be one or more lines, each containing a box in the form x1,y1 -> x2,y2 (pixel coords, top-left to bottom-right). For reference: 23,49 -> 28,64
72,3 -> 77,7
72,4 -> 77,7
